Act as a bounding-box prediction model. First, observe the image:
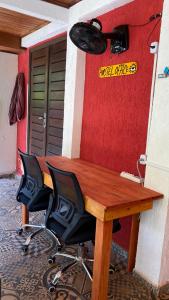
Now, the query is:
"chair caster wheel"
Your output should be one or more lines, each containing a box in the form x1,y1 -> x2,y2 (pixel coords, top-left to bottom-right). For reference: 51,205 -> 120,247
48,284 -> 56,293
48,256 -> 55,264
22,245 -> 28,254
109,264 -> 117,273
16,228 -> 23,236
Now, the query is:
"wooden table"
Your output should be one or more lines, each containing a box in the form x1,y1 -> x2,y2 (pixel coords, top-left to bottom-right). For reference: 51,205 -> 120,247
22,156 -> 163,300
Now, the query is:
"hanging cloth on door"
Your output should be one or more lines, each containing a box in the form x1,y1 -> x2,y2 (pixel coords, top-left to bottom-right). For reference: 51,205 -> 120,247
9,72 -> 25,125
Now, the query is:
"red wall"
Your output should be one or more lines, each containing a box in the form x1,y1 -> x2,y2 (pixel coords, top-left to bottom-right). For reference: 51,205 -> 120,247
17,50 -> 29,174
80,0 -> 163,249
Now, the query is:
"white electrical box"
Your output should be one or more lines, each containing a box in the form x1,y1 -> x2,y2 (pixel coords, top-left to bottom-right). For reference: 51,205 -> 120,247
150,41 -> 158,54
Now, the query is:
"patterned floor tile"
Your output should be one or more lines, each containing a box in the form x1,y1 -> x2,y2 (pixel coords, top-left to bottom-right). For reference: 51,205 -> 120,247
0,178 -> 167,300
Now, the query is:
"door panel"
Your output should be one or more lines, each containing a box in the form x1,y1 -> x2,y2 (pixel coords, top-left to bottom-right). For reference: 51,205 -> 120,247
47,135 -> 62,146
32,130 -> 44,141
48,127 -> 63,138
29,37 -> 66,157
33,74 -> 46,83
49,100 -> 64,110
50,61 -> 66,72
46,39 -> 66,156
33,83 -> 46,91
29,47 -> 49,156
50,71 -> 65,81
48,109 -> 64,118
31,100 -> 45,108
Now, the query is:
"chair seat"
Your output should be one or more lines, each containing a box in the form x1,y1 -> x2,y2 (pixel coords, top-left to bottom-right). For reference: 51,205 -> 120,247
47,218 -> 96,245
47,218 -> 121,245
18,186 -> 52,212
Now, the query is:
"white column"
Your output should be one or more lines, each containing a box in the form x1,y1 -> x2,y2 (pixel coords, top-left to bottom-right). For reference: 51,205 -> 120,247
62,34 -> 86,158
135,0 -> 169,286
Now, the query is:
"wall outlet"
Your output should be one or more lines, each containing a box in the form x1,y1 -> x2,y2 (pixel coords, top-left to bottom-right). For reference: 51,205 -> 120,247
139,154 -> 147,165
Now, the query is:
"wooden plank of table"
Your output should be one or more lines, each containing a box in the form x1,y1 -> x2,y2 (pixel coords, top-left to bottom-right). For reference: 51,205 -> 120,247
43,172 -> 153,221
92,219 -> 113,300
39,156 -> 162,212
104,200 -> 153,221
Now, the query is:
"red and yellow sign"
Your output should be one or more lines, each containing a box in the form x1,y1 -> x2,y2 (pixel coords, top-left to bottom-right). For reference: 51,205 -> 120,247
99,62 -> 138,78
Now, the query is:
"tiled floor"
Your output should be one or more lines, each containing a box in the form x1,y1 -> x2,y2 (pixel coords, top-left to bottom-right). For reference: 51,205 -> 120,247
0,177 -> 168,300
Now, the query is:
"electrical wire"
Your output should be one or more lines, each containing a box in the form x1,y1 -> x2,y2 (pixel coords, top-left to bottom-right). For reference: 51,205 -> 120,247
129,20 -> 152,28
129,13 -> 162,50
146,43 -> 159,151
129,13 -> 162,28
147,17 -> 161,48
136,160 -> 144,186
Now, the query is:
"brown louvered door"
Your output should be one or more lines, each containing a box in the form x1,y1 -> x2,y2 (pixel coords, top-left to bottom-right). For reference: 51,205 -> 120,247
29,47 -> 49,156
46,39 -> 66,156
29,37 -> 66,156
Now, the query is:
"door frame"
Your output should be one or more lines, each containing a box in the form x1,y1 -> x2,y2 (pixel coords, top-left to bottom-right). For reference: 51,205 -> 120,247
27,35 -> 67,154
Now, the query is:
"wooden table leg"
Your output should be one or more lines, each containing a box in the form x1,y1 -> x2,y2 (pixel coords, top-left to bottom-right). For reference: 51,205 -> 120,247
127,213 -> 140,272
91,219 -> 113,300
21,204 -> 29,225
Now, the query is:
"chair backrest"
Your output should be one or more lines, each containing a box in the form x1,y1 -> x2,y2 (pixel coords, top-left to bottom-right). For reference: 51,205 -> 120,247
18,149 -> 44,190
46,162 -> 85,226
17,149 -> 52,212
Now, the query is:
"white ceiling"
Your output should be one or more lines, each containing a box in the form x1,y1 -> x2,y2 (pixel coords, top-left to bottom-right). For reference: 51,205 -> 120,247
0,0 -> 134,47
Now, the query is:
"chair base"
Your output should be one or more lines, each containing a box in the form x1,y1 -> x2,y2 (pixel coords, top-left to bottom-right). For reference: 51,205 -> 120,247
48,244 -> 93,292
17,224 -> 61,254
48,243 -> 119,293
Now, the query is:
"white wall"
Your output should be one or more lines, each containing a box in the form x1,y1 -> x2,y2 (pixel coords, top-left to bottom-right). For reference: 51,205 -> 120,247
0,52 -> 18,176
135,0 -> 169,287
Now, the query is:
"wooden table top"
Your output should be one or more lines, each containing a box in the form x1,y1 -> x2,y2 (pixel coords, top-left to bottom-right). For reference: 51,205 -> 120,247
39,156 -> 162,220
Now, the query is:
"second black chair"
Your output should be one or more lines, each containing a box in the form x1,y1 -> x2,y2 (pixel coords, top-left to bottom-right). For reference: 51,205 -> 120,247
45,162 -> 121,292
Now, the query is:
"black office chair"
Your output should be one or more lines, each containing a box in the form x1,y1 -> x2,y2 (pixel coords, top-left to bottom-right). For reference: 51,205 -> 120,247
45,162 -> 121,292
16,149 -> 55,253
